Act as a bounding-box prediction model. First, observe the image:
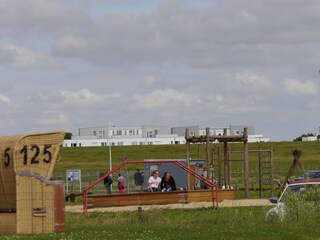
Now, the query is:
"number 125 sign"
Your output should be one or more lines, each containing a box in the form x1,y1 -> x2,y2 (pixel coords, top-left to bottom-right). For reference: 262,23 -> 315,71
2,144 -> 53,167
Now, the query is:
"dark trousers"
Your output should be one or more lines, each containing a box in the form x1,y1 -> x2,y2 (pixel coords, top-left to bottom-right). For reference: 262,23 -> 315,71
105,184 -> 111,194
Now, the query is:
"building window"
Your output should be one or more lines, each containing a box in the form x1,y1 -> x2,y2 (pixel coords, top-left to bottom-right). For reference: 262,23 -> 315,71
98,130 -> 105,139
131,142 -> 138,145
190,131 -> 196,136
140,142 -> 144,145
147,131 -> 153,138
113,130 -> 122,135
93,131 -> 97,136
235,130 -> 243,135
148,142 -> 153,145
118,142 -> 123,146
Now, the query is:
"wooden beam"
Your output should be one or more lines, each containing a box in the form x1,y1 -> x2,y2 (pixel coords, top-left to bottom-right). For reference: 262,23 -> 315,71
223,128 -> 228,188
280,149 -> 306,194
258,146 -> 262,198
185,129 -> 191,190
227,145 -> 231,188
218,144 -> 222,189
186,135 -> 246,143
243,128 -> 249,198
270,145 -> 274,197
206,127 -> 210,179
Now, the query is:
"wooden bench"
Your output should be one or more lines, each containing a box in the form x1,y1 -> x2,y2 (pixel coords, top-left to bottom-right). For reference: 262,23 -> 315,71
88,189 -> 235,208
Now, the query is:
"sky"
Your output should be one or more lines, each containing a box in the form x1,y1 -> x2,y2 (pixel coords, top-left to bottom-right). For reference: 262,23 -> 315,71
0,0 -> 320,141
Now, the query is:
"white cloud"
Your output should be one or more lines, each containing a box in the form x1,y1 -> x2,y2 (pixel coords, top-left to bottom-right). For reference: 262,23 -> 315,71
133,89 -> 197,109
1,0 -> 320,141
217,104 -> 270,114
234,72 -> 272,91
0,94 -> 10,105
0,45 -> 56,67
54,35 -> 88,55
36,111 -> 68,125
60,88 -> 106,107
144,75 -> 156,86
283,79 -> 318,95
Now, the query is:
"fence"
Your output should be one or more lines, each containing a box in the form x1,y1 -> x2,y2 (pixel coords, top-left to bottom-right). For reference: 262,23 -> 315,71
53,167 -> 304,198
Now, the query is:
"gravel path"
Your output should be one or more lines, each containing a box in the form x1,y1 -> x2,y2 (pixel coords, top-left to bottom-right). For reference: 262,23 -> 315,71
66,199 -> 273,213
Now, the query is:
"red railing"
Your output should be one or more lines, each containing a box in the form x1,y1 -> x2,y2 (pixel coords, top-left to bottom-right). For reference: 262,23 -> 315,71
83,160 -> 219,214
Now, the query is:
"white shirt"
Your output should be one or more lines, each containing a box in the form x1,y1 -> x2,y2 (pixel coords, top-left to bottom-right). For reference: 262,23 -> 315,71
148,176 -> 161,188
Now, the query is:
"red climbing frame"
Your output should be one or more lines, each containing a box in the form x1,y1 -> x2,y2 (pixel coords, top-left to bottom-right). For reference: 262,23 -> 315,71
83,160 -> 219,214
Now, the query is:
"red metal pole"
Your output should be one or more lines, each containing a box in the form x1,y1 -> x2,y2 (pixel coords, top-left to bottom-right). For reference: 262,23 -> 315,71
82,159 -> 220,214
83,190 -> 88,215
83,162 -> 127,192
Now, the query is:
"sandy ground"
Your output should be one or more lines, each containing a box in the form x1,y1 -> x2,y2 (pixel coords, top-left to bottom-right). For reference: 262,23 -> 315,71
66,199 -> 273,213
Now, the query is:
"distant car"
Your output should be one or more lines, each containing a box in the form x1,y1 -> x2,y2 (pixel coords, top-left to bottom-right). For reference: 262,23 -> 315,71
294,170 -> 320,181
265,182 -> 320,222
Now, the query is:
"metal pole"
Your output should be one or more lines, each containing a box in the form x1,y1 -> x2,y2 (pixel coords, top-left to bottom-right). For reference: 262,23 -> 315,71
243,128 -> 249,198
227,146 -> 231,188
185,129 -> 191,190
223,128 -> 228,188
108,122 -> 112,192
258,146 -> 262,198
206,127 -> 210,180
109,123 -> 112,172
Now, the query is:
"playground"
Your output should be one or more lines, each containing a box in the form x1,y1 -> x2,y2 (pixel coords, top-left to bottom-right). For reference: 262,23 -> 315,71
1,130 -> 320,239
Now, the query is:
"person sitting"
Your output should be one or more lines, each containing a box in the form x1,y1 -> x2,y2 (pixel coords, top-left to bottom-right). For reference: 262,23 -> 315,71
160,172 -> 176,192
148,170 -> 161,192
134,169 -> 144,192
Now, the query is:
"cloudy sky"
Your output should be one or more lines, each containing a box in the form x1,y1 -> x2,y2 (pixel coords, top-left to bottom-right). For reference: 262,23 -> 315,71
0,0 -> 320,141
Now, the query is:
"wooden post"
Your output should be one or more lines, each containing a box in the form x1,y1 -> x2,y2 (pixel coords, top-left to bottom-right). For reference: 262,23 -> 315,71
218,144 -> 222,189
211,147 -> 215,183
227,146 -> 231,188
258,146 -> 263,198
280,149 -> 306,194
185,129 -> 191,190
270,145 -> 274,197
243,128 -> 249,198
206,127 -> 210,180
223,128 -> 228,188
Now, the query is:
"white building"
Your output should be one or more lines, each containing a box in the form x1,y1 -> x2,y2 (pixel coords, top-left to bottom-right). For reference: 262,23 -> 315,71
64,125 -> 185,147
63,124 -> 270,147
302,136 -> 318,141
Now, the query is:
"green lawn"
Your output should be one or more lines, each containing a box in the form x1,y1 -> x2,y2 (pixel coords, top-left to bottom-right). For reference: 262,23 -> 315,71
2,207 -> 320,240
2,142 -> 320,239
56,141 -> 320,173
54,141 -> 320,196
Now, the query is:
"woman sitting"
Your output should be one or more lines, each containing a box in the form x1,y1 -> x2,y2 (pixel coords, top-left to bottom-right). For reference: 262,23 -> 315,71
160,172 -> 176,192
148,170 -> 161,192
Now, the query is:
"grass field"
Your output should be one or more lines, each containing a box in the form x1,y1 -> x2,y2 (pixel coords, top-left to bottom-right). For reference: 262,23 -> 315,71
54,141 -> 320,197
2,142 -> 320,239
2,207 -> 320,240
56,141 -> 320,173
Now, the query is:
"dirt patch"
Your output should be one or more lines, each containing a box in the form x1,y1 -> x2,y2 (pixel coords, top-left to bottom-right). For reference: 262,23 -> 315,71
66,199 -> 273,213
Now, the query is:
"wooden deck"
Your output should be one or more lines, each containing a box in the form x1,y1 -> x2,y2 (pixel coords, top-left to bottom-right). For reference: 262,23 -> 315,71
88,189 -> 235,208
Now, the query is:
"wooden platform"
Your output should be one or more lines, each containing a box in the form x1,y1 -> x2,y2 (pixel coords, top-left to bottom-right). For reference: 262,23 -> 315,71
88,189 -> 235,208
